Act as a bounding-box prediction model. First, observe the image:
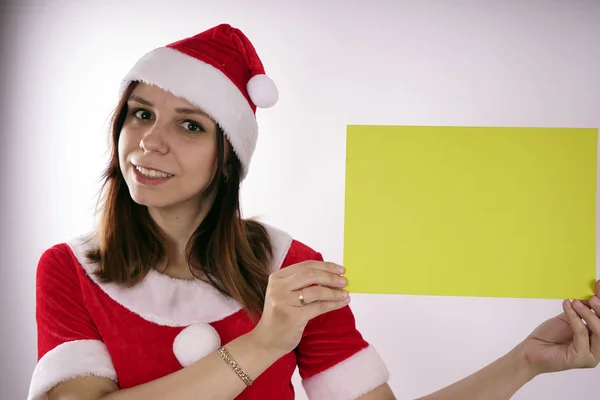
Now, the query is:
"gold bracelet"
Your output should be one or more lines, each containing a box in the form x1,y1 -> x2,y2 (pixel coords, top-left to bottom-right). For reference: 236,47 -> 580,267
217,346 -> 254,386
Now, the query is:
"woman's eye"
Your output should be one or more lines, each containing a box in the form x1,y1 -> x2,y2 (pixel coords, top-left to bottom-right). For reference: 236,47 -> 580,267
181,121 -> 205,133
132,109 -> 152,120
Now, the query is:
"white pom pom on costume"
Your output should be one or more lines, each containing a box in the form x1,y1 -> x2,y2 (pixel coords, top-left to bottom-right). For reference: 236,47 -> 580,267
247,74 -> 278,108
173,323 -> 221,367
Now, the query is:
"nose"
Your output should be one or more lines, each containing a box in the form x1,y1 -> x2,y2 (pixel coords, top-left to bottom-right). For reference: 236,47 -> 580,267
139,124 -> 168,154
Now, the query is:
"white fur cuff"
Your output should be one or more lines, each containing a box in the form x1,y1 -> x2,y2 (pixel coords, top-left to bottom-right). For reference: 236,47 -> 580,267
27,339 -> 117,400
302,345 -> 390,400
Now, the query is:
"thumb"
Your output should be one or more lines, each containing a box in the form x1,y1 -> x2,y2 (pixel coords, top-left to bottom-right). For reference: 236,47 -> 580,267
580,280 -> 599,309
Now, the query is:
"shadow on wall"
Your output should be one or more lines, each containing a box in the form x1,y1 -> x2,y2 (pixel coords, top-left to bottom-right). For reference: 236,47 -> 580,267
1,2 -> 29,399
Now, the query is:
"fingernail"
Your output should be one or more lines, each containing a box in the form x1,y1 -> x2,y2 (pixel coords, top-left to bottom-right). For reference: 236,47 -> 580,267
572,300 -> 583,309
342,290 -> 350,299
339,276 -> 347,286
590,296 -> 600,306
338,265 -> 345,274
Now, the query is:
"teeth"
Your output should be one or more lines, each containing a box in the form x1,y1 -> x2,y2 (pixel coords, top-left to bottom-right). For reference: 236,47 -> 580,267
135,166 -> 171,178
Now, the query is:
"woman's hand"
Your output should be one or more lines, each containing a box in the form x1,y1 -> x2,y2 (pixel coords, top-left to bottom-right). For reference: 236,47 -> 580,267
249,261 -> 350,358
520,279 -> 600,376
415,281 -> 599,400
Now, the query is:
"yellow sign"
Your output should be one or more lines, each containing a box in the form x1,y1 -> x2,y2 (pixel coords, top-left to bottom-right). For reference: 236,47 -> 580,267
343,125 -> 597,300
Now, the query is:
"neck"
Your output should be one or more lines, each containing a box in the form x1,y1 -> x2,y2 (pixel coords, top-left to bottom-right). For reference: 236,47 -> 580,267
148,201 -> 211,271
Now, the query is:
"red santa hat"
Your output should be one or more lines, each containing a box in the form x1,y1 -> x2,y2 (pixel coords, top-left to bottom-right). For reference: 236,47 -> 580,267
119,23 -> 278,179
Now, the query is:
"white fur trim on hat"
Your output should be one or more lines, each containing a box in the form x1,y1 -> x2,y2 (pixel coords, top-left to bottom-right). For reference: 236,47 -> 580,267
27,340 -> 117,400
301,345 -> 390,400
119,47 -> 258,179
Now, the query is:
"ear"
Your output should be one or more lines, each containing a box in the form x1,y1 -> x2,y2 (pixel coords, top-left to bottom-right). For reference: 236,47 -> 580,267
222,158 -> 231,183
223,139 -> 232,163
222,139 -> 233,176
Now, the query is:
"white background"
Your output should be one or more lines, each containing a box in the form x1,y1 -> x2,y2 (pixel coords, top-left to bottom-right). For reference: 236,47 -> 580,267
1,0 -> 599,399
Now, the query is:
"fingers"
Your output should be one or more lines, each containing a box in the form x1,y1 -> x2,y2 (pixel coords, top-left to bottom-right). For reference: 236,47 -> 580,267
572,298 -> 600,360
297,285 -> 351,320
579,279 -> 600,308
303,296 -> 351,320
582,280 -> 600,307
265,260 -> 351,323
563,300 -> 590,353
572,300 -> 600,333
296,285 -> 349,306
283,266 -> 347,291
590,296 -> 600,315
277,261 -> 344,278
267,261 -> 346,295
564,299 -> 599,367
271,260 -> 347,291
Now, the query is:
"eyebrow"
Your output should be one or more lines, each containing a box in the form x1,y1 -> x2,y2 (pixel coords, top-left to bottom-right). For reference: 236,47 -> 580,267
128,95 -> 210,118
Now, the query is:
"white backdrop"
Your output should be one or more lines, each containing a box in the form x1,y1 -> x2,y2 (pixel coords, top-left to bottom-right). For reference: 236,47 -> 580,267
1,0 -> 599,399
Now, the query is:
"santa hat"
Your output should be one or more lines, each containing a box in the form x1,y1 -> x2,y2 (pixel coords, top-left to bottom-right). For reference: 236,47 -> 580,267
119,24 -> 278,179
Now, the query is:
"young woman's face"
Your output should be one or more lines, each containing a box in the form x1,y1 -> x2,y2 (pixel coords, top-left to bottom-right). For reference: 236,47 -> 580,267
118,83 -> 220,211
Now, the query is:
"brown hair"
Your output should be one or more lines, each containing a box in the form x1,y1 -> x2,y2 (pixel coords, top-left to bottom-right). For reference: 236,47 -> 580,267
86,81 -> 273,319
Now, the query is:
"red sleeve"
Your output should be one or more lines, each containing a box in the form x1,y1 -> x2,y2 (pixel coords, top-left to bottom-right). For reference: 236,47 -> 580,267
36,245 -> 102,357
281,241 -> 390,400
27,244 -> 117,400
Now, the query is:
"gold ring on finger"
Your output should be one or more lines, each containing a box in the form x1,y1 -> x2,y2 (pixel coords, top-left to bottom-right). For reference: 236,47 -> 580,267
298,290 -> 306,307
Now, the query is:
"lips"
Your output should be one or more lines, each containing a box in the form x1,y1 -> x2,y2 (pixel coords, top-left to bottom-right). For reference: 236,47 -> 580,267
132,164 -> 174,178
131,163 -> 174,186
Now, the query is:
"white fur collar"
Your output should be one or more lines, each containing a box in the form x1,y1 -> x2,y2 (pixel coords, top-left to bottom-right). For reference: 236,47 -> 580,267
67,223 -> 293,327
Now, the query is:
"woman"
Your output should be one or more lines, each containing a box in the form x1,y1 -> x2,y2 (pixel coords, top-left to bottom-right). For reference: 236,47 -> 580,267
28,23 -> 599,400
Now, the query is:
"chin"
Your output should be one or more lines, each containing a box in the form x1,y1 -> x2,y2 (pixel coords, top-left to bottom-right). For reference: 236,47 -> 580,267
124,173 -> 206,211
124,182 -> 171,207
123,177 -> 172,209
129,193 -> 172,209
128,187 -> 203,212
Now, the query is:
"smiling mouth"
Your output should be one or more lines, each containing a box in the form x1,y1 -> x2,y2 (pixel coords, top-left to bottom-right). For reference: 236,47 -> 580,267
133,164 -> 174,179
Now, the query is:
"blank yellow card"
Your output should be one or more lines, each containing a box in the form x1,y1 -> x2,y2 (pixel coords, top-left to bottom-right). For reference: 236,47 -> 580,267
343,125 -> 597,300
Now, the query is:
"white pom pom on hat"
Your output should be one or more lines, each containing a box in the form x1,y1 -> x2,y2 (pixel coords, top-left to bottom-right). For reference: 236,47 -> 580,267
119,23 -> 278,180
247,74 -> 278,108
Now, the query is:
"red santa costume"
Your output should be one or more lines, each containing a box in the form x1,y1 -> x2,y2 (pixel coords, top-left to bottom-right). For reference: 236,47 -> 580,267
27,24 -> 390,399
